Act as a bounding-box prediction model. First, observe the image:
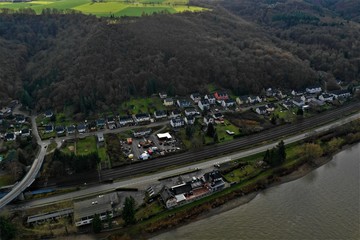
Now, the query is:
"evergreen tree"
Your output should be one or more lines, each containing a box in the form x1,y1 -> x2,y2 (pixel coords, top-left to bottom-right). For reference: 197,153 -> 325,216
92,214 -> 102,233
0,216 -> 16,240
122,196 -> 136,225
277,140 -> 286,163
206,123 -> 215,138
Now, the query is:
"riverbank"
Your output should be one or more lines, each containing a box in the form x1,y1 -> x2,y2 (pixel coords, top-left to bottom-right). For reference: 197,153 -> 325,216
120,120 -> 360,239
145,147 -> 345,239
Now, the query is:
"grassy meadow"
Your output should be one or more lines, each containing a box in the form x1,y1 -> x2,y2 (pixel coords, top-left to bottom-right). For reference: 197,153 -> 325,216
0,0 -> 206,17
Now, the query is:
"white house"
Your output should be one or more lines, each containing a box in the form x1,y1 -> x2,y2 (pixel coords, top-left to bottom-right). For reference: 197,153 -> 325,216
255,106 -> 267,115
190,93 -> 201,103
184,108 -> 198,116
119,115 -> 134,126
134,113 -> 150,123
319,93 -> 334,102
177,99 -> 191,108
221,99 -> 236,108
292,97 -> 305,107
331,89 -> 351,99
204,94 -> 216,105
306,85 -> 322,94
184,115 -> 195,125
170,117 -> 185,128
248,96 -> 262,104
170,109 -> 182,119
236,96 -> 248,105
154,110 -> 167,119
198,99 -> 210,111
163,98 -> 174,106
203,115 -> 214,125
159,92 -> 167,99
265,103 -> 276,112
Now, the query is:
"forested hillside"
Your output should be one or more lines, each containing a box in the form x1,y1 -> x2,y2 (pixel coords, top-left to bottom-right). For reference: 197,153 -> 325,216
0,0 -> 359,113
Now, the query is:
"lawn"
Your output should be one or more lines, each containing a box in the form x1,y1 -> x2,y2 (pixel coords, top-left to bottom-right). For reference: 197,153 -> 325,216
75,136 -> 97,155
215,120 -> 239,142
119,97 -> 165,115
224,165 -> 261,183
98,146 -> 107,162
136,201 -> 164,221
0,0 -> 206,17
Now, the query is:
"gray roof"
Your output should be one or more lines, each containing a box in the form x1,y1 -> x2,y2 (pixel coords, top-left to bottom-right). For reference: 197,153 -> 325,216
73,193 -> 118,220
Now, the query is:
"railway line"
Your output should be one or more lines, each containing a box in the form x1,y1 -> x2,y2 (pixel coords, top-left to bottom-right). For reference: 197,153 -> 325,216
36,101 -> 360,188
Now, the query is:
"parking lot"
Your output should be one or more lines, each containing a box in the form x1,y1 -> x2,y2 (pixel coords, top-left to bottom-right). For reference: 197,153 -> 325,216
119,132 -> 183,161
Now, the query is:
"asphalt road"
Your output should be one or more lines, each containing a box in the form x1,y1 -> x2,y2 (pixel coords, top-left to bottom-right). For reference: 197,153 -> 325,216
0,115 -> 49,209
37,101 -> 360,188
1,101 -> 359,210
8,111 -> 360,211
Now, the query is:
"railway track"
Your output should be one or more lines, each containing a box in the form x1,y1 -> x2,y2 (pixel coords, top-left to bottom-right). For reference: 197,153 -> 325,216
36,101 -> 360,188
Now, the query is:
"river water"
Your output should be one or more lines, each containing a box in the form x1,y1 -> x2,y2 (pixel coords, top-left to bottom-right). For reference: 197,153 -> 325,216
153,143 -> 360,240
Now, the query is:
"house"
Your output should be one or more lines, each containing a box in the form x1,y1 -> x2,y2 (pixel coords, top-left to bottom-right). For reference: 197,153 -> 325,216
133,129 -> 152,138
198,99 -> 210,111
154,110 -> 167,120
236,96 -> 248,105
15,115 -> 26,124
55,126 -> 65,135
0,115 -> 3,124
247,95 -> 262,104
190,93 -> 201,103
159,92 -> 167,99
96,119 -> 106,129
170,109 -> 182,119
44,110 -> 53,118
157,132 -> 172,140
107,116 -> 117,129
203,115 -> 214,125
204,94 -> 216,105
282,100 -> 294,109
306,85 -> 322,94
97,133 -> 105,143
77,124 -> 87,134
266,103 -> 276,112
184,108 -> 198,117
66,125 -> 76,134
319,93 -> 334,102
331,89 -> 351,99
0,107 -> 11,116
184,115 -> 195,125
21,128 -> 30,137
291,90 -> 305,96
203,170 -> 225,192
163,98 -> 174,106
5,132 -> 16,141
292,97 -> 305,107
170,117 -> 185,128
212,112 -> 223,120
255,106 -> 267,115
177,99 -> 191,108
214,92 -> 229,102
134,113 -> 151,124
44,125 -> 54,133
221,98 -> 236,108
309,99 -> 325,107
160,187 -> 177,209
119,115 -> 134,126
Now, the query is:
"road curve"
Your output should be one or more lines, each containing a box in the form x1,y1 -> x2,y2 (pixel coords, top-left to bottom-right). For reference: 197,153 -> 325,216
9,110 -> 360,210
0,116 -> 49,209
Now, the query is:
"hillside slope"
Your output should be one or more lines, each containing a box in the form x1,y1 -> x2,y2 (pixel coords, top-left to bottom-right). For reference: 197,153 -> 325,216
0,0 -> 359,113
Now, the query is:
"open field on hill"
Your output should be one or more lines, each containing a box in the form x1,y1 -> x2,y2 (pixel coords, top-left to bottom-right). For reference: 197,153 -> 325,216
0,0 -> 206,17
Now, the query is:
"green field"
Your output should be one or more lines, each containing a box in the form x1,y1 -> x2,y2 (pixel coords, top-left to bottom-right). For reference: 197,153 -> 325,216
0,0 -> 206,17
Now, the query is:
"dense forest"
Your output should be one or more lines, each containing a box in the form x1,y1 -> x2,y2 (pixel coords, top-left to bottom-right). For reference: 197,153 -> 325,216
0,0 -> 359,114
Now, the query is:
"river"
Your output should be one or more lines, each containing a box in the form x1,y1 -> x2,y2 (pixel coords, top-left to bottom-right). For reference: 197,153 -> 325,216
152,143 -> 360,240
